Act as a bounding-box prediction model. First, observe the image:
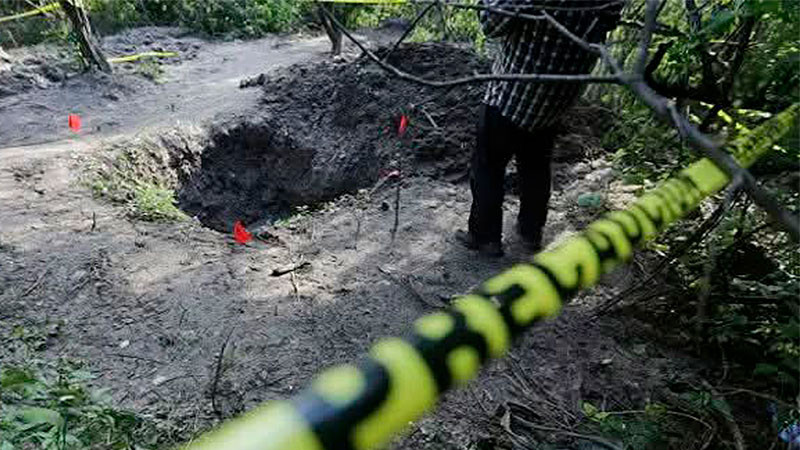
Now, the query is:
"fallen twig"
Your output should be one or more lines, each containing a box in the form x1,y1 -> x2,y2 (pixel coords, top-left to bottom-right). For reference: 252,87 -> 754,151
420,107 -> 439,129
290,270 -> 300,301
19,267 -> 50,298
718,387 -> 793,409
270,261 -> 310,277
503,407 -> 623,450
110,353 -> 166,365
378,266 -> 444,309
211,328 -> 236,418
390,180 -> 401,244
700,380 -> 746,450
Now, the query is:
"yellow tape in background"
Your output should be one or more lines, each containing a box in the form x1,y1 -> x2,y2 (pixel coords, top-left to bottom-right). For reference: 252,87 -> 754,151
184,104 -> 799,450
0,2 -> 61,24
108,51 -> 179,64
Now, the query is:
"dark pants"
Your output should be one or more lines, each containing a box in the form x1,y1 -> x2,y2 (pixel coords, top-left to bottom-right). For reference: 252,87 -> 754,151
468,104 -> 555,244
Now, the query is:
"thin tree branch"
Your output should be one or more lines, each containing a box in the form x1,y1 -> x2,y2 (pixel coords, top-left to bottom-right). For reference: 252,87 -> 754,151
383,3 -> 437,62
685,0 -> 719,99
635,0 -> 659,75
320,7 -> 621,88
619,19 -> 685,37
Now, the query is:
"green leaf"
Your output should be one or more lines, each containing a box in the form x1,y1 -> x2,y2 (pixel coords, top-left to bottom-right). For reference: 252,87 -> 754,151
0,367 -> 36,389
700,9 -> 736,37
15,407 -> 63,428
594,411 -> 610,421
710,397 -> 733,418
581,401 -> 608,421
581,401 -> 599,417
645,402 -> 667,417
779,321 -> 800,340
753,362 -> 779,376
577,193 -> 605,208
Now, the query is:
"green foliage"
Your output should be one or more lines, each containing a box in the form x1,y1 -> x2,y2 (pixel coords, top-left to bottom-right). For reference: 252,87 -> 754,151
0,356 -> 166,449
1,0 -> 306,47
346,2 -> 486,52
579,401 -> 670,447
595,0 -> 800,417
130,182 -> 187,222
87,141 -> 188,223
134,58 -> 165,83
91,176 -> 186,222
0,1 -> 69,47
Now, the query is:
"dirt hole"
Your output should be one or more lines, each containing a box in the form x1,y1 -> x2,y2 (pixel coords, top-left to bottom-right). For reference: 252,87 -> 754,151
90,116 -> 382,233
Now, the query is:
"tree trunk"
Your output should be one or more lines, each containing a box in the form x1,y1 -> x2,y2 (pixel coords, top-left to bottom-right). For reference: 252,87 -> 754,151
58,0 -> 111,73
318,4 -> 343,56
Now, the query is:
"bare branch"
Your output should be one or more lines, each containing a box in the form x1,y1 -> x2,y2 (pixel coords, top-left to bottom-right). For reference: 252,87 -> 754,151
539,11 -> 599,54
685,0 -> 719,98
319,7 -> 621,88
619,19 -> 685,37
383,3 -> 437,62
598,4 -> 800,240
635,0 -> 659,75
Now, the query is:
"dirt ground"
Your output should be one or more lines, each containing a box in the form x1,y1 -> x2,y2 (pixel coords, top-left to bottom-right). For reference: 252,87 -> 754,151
0,26 -> 758,449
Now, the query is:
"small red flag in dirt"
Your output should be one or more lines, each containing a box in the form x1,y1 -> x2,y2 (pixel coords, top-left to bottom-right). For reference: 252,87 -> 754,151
233,221 -> 252,244
398,114 -> 408,137
68,114 -> 81,133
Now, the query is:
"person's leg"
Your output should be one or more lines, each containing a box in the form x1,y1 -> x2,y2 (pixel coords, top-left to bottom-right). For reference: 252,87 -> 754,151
467,104 -> 515,245
515,125 -> 556,248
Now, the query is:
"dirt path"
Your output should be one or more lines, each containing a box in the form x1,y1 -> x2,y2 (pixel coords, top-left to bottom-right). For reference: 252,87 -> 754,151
0,30 -> 710,450
0,27 -> 396,151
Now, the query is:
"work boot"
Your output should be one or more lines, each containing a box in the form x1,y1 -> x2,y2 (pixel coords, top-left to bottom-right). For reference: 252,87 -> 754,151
516,222 -> 543,253
454,230 -> 504,257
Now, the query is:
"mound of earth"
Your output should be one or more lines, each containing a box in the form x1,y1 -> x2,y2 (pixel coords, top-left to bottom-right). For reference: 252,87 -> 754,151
251,42 -> 613,181
253,42 -> 491,180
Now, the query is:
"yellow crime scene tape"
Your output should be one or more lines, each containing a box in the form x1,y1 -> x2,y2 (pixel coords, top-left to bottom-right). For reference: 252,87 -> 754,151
185,103 -> 798,450
108,51 -> 179,64
0,2 -> 61,24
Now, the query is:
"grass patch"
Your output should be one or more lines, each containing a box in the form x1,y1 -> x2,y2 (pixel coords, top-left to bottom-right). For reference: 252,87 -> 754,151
130,181 -> 186,222
0,360 -> 165,449
91,173 -> 186,223
0,325 -> 175,449
134,59 -> 165,83
85,129 -> 205,223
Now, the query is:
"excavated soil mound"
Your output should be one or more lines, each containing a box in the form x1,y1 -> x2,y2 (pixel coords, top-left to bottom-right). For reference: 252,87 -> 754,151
250,41 -> 612,183
253,42 -> 492,180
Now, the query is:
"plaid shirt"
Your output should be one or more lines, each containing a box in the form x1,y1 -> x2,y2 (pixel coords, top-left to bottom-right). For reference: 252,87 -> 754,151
481,0 -> 624,131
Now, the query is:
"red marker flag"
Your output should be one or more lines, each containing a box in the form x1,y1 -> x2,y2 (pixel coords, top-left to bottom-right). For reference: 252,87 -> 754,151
398,114 -> 408,137
233,221 -> 252,244
68,114 -> 81,132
